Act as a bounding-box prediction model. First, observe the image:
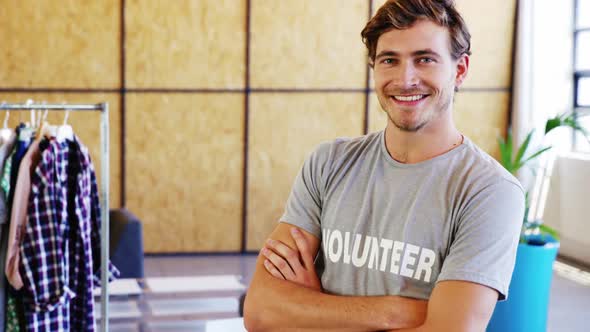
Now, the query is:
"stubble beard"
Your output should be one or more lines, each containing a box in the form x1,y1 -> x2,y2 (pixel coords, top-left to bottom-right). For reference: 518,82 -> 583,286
381,88 -> 454,133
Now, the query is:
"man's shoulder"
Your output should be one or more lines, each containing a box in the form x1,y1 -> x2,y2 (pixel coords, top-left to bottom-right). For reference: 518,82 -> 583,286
458,137 -> 524,194
303,132 -> 382,183
311,131 -> 382,161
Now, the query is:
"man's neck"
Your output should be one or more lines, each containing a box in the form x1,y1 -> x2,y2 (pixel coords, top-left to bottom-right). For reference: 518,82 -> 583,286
384,120 -> 463,164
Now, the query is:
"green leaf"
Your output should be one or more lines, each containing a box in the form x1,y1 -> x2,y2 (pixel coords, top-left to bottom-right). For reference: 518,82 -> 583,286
547,112 -> 590,138
498,135 -> 513,171
521,146 -> 552,165
545,116 -> 562,134
514,131 -> 533,167
565,117 -> 590,136
506,130 -> 513,161
539,224 -> 560,241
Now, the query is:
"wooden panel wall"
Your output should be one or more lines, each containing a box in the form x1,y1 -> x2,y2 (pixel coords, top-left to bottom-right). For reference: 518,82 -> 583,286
0,0 -> 516,253
246,0 -> 368,250
250,0 -> 367,88
0,1 -> 120,88
124,0 -> 247,252
126,0 -> 246,89
247,94 -> 364,250
126,94 -> 244,252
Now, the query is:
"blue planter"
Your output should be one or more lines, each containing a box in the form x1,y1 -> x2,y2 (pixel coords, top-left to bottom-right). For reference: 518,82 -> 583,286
487,235 -> 559,332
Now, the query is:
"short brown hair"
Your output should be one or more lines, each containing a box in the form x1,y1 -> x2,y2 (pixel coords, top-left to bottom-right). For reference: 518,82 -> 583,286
361,0 -> 471,66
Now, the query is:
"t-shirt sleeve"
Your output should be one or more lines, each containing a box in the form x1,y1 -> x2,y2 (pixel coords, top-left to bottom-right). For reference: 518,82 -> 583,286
437,179 -> 525,301
279,142 -> 332,239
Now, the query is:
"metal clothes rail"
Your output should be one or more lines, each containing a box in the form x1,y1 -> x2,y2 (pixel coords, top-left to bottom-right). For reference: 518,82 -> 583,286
0,102 -> 110,332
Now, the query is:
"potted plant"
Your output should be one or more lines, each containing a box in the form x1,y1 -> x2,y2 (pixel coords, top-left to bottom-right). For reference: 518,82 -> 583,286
487,112 -> 589,332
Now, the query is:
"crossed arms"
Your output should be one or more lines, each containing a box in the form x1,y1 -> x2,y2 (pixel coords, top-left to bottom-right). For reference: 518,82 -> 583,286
243,223 -> 499,332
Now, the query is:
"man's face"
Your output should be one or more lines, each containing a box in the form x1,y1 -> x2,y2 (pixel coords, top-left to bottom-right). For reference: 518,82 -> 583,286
373,19 -> 468,132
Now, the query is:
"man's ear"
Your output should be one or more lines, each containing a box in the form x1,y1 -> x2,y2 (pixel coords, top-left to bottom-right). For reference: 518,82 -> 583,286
455,54 -> 469,90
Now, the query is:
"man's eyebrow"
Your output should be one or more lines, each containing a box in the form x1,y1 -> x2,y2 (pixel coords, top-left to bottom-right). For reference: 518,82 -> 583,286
375,51 -> 399,60
412,49 -> 441,58
375,49 -> 442,59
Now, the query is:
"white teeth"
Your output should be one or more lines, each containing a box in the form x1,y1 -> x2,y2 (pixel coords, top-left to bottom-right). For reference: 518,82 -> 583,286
393,95 -> 425,102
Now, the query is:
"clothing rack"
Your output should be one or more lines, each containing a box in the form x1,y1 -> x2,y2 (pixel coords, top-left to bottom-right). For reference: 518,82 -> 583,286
0,102 -> 110,332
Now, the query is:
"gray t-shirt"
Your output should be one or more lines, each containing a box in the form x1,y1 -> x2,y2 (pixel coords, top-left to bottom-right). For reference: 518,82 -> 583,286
280,131 -> 525,301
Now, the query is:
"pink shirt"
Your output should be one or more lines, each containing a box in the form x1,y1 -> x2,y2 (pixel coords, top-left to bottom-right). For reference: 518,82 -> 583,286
6,138 -> 41,290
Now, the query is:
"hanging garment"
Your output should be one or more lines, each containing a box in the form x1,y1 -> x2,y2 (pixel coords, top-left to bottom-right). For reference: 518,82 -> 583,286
0,132 -> 16,228
4,138 -> 43,331
0,133 -> 17,329
67,138 -> 119,331
0,149 -> 15,332
19,137 -> 118,332
3,124 -> 31,332
0,132 -> 15,165
7,124 -> 31,218
5,139 -> 41,290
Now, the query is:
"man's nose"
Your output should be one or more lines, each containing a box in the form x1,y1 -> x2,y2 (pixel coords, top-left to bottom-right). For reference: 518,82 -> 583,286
392,62 -> 419,88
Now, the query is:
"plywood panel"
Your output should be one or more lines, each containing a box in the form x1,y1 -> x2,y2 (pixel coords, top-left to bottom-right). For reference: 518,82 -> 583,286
367,91 -> 509,159
368,0 -> 388,90
367,92 -> 388,134
250,0 -> 368,89
0,93 -> 122,208
247,93 -> 364,251
126,0 -> 246,89
454,92 -> 509,159
369,0 -> 516,89
0,1 -> 120,88
371,0 -> 388,15
455,0 -> 515,88
126,94 -> 244,253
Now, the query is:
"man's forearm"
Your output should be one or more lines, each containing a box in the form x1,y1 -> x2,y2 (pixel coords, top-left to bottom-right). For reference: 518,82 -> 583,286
244,271 -> 426,331
277,328 -> 388,332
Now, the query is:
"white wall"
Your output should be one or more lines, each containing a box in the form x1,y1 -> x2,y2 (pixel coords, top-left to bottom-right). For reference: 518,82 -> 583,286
530,0 -> 574,130
515,0 -> 575,191
544,154 -> 590,265
525,1 -> 590,264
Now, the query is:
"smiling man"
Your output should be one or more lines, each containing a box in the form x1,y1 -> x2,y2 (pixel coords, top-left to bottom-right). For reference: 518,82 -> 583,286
244,1 -> 525,331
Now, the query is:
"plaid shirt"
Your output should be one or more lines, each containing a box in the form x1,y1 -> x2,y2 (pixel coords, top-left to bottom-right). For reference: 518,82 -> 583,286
20,137 -> 118,331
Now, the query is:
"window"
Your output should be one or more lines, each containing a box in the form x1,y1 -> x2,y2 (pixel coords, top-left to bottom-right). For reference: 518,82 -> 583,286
574,0 -> 590,151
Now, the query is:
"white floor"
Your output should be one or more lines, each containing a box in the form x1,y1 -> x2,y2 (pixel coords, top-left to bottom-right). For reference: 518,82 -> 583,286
548,259 -> 590,332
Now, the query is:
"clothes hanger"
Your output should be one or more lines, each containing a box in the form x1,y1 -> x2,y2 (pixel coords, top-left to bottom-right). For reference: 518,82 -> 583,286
56,102 -> 73,142
19,99 -> 35,142
35,102 -> 54,142
0,102 -> 14,143
41,106 -> 57,139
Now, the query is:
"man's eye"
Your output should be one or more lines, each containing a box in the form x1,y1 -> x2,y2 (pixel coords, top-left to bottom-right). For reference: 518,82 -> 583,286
382,58 -> 394,64
419,57 -> 435,64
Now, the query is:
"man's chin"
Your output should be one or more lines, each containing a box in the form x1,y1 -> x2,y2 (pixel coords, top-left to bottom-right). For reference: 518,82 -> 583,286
384,112 -> 426,133
394,123 -> 424,132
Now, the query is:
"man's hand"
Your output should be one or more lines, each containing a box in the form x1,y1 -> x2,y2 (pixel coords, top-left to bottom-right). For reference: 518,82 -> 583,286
261,227 -> 322,291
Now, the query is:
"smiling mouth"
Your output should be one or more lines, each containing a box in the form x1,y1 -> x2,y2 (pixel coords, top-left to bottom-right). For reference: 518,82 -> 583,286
391,94 -> 429,102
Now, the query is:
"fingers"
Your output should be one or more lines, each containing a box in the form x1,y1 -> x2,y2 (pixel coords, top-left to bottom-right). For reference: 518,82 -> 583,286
266,238 -> 304,272
263,259 -> 285,280
261,246 -> 296,280
291,228 -> 314,269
